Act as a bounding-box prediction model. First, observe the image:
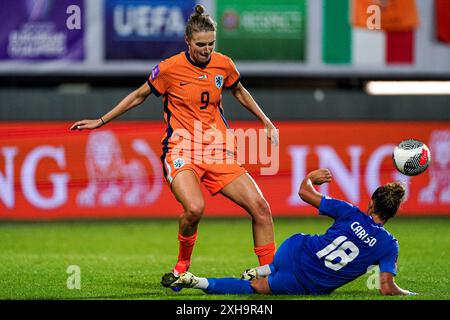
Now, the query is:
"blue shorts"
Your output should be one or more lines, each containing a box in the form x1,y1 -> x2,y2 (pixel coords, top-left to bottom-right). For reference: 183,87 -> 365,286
267,233 -> 309,295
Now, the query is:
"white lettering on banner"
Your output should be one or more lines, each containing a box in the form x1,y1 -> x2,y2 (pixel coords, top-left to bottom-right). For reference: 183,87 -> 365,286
21,146 -> 69,209
8,24 -> 67,58
164,7 -> 185,36
419,130 -> 450,203
316,146 -> 363,203
366,144 -> 395,194
114,5 -> 185,37
241,11 -> 302,33
0,147 -> 18,208
288,144 -> 414,207
259,128 -> 279,176
287,146 -> 309,206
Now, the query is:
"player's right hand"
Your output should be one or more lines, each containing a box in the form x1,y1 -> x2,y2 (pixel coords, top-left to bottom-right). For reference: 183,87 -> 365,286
70,119 -> 103,131
264,124 -> 279,146
308,169 -> 332,185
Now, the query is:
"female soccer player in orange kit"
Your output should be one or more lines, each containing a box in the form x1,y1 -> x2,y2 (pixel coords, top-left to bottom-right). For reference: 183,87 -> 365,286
70,5 -> 278,289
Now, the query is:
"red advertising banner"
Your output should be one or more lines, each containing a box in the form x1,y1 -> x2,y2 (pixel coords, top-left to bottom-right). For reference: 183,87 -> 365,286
0,121 -> 449,220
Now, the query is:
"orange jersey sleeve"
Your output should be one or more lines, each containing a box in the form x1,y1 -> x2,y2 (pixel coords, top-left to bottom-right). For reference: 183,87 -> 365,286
222,54 -> 240,89
147,56 -> 176,96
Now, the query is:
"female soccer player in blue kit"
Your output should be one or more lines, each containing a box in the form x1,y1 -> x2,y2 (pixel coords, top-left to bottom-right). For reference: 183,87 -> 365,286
170,168 -> 416,296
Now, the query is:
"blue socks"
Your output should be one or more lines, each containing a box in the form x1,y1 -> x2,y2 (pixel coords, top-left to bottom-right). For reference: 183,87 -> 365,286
205,278 -> 255,294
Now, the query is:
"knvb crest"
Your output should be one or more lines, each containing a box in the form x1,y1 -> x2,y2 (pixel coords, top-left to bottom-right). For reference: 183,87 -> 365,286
215,75 -> 224,89
173,158 -> 185,169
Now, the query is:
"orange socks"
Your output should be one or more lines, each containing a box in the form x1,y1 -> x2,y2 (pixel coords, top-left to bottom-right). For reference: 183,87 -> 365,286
173,233 -> 274,274
254,242 -> 276,266
173,231 -> 198,275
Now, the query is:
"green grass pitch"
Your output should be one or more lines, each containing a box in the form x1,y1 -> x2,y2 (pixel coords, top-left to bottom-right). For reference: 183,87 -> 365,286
0,217 -> 449,300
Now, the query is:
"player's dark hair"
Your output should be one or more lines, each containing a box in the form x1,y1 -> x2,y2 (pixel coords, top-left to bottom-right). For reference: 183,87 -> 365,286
371,182 -> 406,221
185,5 -> 217,40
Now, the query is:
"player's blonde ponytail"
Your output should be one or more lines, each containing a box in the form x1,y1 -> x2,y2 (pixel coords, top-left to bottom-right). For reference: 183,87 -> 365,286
186,5 -> 217,40
194,4 -> 205,15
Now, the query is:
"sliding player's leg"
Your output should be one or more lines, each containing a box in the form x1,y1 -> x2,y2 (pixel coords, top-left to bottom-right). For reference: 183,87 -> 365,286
266,233 -> 309,294
240,234 -> 308,295
241,233 -> 302,282
170,272 -> 271,294
171,235 -> 304,295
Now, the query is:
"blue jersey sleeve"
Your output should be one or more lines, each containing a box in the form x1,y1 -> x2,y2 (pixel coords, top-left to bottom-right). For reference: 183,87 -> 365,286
379,240 -> 399,275
318,196 -> 357,220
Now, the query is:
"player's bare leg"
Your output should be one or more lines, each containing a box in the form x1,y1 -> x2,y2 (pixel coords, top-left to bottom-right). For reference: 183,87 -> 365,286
161,170 -> 205,289
171,170 -> 205,237
220,173 -> 275,265
250,277 -> 272,294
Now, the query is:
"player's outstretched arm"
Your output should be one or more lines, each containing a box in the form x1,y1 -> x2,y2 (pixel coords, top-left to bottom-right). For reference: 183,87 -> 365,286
298,169 -> 332,209
379,272 -> 416,296
70,82 -> 151,131
230,82 -> 278,145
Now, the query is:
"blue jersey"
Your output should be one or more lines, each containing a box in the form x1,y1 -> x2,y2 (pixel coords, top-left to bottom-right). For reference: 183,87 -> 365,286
291,196 -> 399,295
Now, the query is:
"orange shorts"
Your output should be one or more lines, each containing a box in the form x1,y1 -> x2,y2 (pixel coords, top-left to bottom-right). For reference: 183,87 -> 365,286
161,151 -> 247,195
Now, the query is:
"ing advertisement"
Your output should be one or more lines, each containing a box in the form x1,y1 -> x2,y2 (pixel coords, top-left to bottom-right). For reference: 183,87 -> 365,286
0,121 -> 449,220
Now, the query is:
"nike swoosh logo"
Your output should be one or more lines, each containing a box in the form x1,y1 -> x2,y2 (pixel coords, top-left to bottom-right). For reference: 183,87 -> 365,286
180,82 -> 191,86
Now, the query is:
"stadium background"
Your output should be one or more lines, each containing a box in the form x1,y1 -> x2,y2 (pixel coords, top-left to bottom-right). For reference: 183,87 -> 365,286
1,0 -> 449,219
0,0 -> 449,301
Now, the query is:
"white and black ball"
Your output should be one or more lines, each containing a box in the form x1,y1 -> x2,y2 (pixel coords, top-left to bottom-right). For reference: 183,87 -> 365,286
392,139 -> 431,176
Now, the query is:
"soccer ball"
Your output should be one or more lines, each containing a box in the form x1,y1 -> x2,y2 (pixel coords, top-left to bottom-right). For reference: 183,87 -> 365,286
392,139 -> 431,176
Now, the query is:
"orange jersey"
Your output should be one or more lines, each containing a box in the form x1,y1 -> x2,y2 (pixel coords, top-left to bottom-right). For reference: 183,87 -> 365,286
147,51 -> 241,160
